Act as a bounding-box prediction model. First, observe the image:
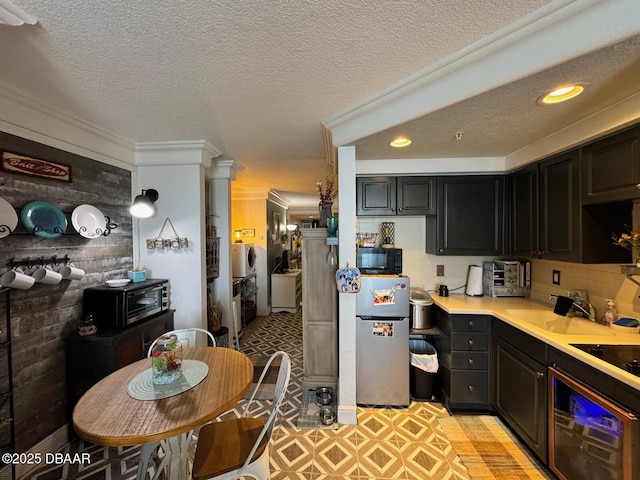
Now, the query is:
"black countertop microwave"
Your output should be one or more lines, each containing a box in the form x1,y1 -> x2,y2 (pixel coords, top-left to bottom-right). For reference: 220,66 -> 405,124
356,248 -> 402,274
82,278 -> 169,331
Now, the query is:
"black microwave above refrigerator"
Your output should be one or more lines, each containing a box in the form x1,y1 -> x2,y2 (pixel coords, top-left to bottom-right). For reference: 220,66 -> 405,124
82,279 -> 169,331
356,248 -> 402,274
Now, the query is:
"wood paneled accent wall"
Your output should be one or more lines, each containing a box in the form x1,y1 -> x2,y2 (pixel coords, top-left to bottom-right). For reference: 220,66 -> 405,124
0,132 -> 133,451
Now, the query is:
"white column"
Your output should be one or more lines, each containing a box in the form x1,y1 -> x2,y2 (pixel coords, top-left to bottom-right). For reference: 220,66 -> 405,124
133,141 -> 220,330
208,159 -> 241,332
337,145 -> 358,425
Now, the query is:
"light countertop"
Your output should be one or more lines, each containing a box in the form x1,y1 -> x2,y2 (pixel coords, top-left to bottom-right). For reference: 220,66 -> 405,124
430,294 -> 640,391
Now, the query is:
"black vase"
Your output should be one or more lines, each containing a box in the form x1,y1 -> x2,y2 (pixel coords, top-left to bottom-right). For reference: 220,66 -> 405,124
319,202 -> 333,228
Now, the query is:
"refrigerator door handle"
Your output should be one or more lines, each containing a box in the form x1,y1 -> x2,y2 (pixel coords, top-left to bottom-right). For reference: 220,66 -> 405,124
358,315 -> 406,321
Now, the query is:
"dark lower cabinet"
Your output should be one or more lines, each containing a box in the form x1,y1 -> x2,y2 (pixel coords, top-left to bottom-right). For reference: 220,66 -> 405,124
432,307 -> 492,412
493,325 -> 548,463
66,310 -> 175,417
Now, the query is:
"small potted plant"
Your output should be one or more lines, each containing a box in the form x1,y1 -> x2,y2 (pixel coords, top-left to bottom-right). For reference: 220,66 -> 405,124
128,266 -> 147,283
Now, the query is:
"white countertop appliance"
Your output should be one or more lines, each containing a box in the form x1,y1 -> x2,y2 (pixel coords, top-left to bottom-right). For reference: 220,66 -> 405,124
356,274 -> 410,406
465,265 -> 483,296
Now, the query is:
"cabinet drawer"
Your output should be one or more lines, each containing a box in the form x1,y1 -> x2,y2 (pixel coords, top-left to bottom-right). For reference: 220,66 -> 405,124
452,332 -> 488,351
450,370 -> 489,404
451,315 -> 489,332
451,351 -> 489,370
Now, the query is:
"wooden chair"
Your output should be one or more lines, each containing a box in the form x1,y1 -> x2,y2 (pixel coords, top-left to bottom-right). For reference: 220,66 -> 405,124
137,327 -> 217,480
191,350 -> 292,480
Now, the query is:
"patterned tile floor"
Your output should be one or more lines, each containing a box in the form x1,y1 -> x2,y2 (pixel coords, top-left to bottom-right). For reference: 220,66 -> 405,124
239,310 -> 470,480
27,310 -> 478,479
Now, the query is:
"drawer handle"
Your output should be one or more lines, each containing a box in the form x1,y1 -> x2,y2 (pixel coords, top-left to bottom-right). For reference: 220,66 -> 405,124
468,339 -> 474,346
467,358 -> 474,365
468,385 -> 474,392
535,371 -> 545,379
468,321 -> 474,327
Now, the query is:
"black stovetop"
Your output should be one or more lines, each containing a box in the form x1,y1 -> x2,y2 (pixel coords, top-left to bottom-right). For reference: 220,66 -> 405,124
570,344 -> 640,376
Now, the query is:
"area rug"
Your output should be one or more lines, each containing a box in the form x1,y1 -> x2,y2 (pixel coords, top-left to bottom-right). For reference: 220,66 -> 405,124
242,355 -> 281,400
296,389 -> 339,430
437,415 -> 555,480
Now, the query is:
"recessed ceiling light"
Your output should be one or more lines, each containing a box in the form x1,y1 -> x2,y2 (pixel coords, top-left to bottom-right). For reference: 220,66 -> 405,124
390,137 -> 412,148
538,85 -> 584,105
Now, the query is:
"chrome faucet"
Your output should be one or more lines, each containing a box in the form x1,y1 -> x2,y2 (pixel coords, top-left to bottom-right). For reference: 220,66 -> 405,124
549,292 -> 597,321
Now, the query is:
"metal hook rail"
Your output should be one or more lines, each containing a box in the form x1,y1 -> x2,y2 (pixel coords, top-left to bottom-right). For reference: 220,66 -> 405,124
7,254 -> 70,269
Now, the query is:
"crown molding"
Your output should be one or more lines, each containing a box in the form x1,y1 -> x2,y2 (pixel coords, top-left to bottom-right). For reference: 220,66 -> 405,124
209,158 -> 243,180
325,0 -> 640,146
135,140 -> 223,167
0,82 -> 136,169
0,0 -> 36,26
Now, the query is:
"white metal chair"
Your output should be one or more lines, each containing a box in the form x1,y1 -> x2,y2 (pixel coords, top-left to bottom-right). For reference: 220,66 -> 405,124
191,350 -> 292,480
231,300 -> 241,351
137,327 -> 217,480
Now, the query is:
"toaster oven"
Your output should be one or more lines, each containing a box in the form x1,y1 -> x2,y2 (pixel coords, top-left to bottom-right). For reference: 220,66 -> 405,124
82,279 -> 169,331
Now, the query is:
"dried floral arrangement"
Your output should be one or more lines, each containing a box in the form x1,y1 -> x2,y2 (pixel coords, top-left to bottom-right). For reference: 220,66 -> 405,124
611,226 -> 640,251
316,176 -> 337,204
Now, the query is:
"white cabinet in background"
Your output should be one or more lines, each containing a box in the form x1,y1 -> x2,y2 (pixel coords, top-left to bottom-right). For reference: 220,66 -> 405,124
271,270 -> 302,313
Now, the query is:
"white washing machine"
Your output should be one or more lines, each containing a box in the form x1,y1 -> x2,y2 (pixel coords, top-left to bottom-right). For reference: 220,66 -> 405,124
232,243 -> 256,277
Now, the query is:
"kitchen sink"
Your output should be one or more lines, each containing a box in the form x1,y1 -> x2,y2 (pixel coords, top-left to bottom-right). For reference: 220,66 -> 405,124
504,309 -> 614,336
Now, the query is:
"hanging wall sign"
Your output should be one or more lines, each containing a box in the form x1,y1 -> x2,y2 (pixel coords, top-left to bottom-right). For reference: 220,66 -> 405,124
1,151 -> 72,182
146,217 -> 189,250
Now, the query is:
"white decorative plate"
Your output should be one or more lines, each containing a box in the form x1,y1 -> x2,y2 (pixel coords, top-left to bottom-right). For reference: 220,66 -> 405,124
106,279 -> 131,288
0,197 -> 18,239
72,204 -> 107,238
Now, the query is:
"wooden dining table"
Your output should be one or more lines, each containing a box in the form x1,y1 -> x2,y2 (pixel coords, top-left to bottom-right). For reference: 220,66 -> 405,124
72,346 -> 253,480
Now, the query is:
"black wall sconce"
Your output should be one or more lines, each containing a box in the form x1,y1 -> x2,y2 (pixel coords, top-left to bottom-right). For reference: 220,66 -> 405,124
130,188 -> 159,218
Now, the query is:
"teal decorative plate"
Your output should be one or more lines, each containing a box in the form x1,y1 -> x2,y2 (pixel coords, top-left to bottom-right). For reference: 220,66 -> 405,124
20,200 -> 67,238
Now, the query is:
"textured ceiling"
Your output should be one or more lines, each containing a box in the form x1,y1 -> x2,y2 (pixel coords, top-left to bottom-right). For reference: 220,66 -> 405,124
0,0 -> 554,209
353,34 -> 640,161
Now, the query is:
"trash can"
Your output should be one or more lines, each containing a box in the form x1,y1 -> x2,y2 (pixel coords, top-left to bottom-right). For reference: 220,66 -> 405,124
409,339 -> 438,401
410,288 -> 433,329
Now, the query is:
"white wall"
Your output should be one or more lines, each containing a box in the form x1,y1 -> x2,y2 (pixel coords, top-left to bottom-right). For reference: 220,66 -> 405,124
357,216 -> 495,293
136,164 -> 207,330
232,197 -> 270,316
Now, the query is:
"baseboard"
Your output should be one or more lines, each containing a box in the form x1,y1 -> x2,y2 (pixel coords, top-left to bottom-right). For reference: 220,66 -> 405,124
15,425 -> 69,478
337,404 -> 358,425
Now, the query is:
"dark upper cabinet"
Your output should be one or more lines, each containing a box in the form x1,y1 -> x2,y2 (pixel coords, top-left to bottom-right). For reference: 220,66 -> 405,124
426,175 -> 504,255
508,149 -> 631,263
509,150 -> 580,261
509,163 -> 539,257
582,126 -> 640,204
539,150 -> 581,262
356,176 -> 436,216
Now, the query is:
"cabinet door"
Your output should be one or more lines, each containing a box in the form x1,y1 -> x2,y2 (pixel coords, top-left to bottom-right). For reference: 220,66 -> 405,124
356,176 -> 396,215
539,150 -> 580,262
509,163 -> 539,256
397,176 -> 436,215
582,126 -> 640,204
430,175 -> 504,255
493,337 -> 547,462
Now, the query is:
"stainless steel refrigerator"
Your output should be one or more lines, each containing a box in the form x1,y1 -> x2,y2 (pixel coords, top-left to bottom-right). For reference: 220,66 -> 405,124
356,274 -> 410,406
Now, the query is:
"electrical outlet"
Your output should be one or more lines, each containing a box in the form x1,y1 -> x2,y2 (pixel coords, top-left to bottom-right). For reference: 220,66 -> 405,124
552,270 -> 561,285
436,265 -> 445,276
